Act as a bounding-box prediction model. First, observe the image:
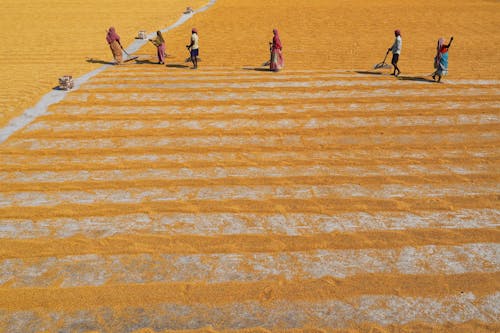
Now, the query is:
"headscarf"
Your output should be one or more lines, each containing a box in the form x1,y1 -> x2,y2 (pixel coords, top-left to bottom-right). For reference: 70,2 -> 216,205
434,37 -> 445,68
272,29 -> 282,49
437,38 -> 444,50
192,28 -> 198,34
394,29 -> 401,36
156,31 -> 165,44
437,37 -> 447,53
106,27 -> 120,44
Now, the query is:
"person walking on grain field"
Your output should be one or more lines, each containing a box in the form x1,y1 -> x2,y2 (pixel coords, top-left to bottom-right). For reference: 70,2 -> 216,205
149,31 -> 166,64
106,27 -> 123,65
270,29 -> 284,72
432,36 -> 454,83
186,28 -> 199,69
388,29 -> 402,76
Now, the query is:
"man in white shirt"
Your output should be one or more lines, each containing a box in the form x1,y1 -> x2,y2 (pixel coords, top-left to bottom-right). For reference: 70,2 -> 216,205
186,28 -> 199,69
388,29 -> 402,76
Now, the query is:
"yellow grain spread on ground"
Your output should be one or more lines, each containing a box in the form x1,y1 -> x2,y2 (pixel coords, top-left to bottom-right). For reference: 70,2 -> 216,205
0,0 -> 499,332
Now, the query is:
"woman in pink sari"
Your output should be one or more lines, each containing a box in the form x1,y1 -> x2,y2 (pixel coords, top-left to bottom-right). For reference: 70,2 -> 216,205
106,27 -> 123,65
149,31 -> 166,64
270,29 -> 284,72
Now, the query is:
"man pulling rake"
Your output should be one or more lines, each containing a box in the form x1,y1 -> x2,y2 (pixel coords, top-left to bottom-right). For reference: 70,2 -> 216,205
186,28 -> 199,69
374,29 -> 402,76
388,29 -> 402,76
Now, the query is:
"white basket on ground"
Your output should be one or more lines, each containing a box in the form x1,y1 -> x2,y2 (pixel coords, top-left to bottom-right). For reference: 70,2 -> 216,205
184,7 -> 194,14
58,76 -> 74,90
137,31 -> 147,39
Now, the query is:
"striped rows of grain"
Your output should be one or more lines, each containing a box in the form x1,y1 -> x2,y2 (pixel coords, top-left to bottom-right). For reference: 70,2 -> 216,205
0,65 -> 498,332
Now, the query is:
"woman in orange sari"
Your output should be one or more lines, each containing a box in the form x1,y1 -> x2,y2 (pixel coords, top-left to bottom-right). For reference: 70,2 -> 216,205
106,27 -> 123,65
270,29 -> 284,72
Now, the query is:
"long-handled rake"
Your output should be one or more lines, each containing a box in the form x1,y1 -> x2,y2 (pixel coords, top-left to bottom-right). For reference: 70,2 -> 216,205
374,50 -> 392,69
105,30 -> 139,63
185,47 -> 201,63
262,42 -> 272,66
147,40 -> 173,58
122,48 -> 139,62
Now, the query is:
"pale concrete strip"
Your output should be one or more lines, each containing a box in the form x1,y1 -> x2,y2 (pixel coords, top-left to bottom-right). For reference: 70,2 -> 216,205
1,243 -> 498,287
65,87 -> 500,103
2,148 -> 498,167
0,163 -> 494,184
3,131 -> 498,150
82,79 -> 500,90
0,66 -> 110,144
1,293 -> 498,331
79,80 -> 432,90
117,0 -> 217,56
98,68 -> 363,75
23,113 -> 500,133
88,72 -> 387,83
46,101 -> 500,117
88,75 -> 500,85
0,183 -> 498,208
1,209 -> 498,239
446,79 -> 500,85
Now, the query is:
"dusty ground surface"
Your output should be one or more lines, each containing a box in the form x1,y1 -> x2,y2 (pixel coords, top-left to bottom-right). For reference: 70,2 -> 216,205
0,0 -> 499,332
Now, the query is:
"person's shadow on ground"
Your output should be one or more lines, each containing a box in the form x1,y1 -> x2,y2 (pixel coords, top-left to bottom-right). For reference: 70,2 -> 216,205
242,67 -> 272,72
134,59 -> 160,65
355,71 -> 436,83
166,64 -> 190,68
86,58 -> 115,65
397,76 -> 436,83
354,70 -> 383,75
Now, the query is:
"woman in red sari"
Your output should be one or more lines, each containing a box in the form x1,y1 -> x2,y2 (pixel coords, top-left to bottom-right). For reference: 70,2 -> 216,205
270,29 -> 284,72
106,27 -> 123,65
